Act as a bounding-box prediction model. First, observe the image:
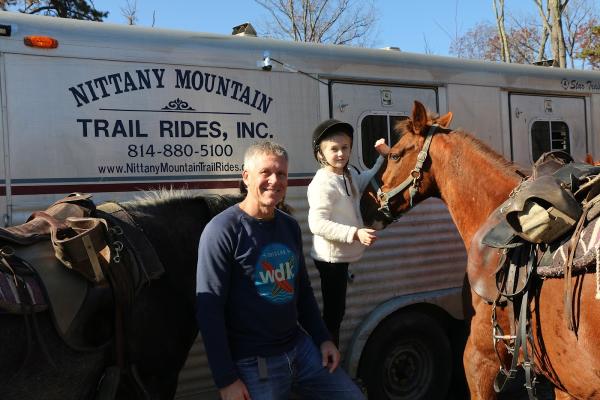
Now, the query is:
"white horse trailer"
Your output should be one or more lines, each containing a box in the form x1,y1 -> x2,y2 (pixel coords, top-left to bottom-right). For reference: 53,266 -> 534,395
1,12 -> 599,399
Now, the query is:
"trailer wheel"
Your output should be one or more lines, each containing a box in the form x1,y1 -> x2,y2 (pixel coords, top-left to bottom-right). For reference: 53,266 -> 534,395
359,310 -> 452,400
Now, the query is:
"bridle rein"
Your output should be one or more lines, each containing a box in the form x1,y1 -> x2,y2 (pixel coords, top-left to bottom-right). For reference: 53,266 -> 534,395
371,124 -> 438,221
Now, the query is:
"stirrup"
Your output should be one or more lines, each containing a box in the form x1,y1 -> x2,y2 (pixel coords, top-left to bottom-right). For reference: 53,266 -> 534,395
493,368 -> 516,393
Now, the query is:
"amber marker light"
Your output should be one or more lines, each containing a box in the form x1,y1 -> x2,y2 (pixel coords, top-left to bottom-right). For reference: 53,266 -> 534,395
24,35 -> 59,49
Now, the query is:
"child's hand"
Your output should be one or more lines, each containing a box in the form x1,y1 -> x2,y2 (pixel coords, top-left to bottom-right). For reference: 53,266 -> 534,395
374,138 -> 390,156
355,228 -> 377,246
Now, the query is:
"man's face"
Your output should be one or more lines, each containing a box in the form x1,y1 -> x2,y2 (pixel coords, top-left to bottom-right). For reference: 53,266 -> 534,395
242,153 -> 288,210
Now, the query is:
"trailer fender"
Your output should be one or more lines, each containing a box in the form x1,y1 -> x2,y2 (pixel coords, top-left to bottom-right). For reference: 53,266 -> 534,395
343,286 -> 463,378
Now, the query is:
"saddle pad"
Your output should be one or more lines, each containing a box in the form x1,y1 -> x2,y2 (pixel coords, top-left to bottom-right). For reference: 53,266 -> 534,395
0,272 -> 47,313
10,241 -> 89,336
538,215 -> 600,277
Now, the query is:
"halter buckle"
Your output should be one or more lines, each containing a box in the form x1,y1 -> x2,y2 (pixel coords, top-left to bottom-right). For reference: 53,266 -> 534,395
410,169 -> 421,180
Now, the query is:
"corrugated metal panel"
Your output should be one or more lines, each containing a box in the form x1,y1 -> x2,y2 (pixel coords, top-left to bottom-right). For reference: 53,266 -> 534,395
175,189 -> 466,399
175,336 -> 216,400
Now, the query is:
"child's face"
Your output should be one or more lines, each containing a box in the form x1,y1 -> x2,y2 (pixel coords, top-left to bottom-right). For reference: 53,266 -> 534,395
319,133 -> 352,174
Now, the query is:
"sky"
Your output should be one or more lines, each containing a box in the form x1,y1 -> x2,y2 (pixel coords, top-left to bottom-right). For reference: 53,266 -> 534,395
94,0 -> 539,56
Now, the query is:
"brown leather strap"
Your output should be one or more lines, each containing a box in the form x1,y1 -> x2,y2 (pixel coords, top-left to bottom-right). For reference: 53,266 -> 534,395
564,206 -> 590,332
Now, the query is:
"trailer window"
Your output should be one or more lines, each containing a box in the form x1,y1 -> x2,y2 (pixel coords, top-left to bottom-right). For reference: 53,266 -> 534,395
531,120 -> 570,162
361,115 -> 407,168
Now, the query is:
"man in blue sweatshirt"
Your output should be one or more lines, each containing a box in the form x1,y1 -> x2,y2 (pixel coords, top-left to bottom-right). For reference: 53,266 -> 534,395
196,141 -> 364,400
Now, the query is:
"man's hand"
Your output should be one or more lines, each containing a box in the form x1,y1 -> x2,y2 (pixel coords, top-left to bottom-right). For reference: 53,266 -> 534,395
320,340 -> 341,373
219,379 -> 251,400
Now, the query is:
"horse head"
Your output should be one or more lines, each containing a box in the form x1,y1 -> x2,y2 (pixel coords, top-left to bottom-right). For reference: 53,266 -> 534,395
367,101 -> 452,227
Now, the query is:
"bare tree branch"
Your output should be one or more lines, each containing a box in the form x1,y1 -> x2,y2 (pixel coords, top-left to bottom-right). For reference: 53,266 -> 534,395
493,0 -> 512,62
255,0 -> 377,46
121,0 -> 137,25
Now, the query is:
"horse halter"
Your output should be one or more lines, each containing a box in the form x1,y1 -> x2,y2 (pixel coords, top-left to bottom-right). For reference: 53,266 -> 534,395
372,124 -> 438,221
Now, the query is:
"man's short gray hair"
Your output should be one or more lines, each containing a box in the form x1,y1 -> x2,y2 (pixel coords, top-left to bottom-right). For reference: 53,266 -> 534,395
243,141 -> 289,170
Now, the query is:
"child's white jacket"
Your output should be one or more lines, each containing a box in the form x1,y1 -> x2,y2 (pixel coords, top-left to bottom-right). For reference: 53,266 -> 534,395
307,156 -> 384,263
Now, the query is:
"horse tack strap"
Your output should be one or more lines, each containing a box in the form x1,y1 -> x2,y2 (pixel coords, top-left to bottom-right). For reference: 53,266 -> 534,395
493,244 -> 538,400
564,204 -> 591,332
97,202 -> 165,292
376,124 -> 438,219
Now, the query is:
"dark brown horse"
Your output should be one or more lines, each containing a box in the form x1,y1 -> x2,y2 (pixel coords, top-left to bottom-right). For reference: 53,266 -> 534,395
362,101 -> 600,400
0,191 -> 241,400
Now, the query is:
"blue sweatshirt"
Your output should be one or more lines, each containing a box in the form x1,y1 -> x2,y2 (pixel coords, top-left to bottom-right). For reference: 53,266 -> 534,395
195,205 -> 330,388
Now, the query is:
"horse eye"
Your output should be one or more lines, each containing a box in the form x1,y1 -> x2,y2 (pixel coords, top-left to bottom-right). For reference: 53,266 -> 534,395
390,153 -> 401,161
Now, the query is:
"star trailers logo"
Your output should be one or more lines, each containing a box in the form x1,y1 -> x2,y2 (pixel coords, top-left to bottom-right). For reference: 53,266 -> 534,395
254,243 -> 297,304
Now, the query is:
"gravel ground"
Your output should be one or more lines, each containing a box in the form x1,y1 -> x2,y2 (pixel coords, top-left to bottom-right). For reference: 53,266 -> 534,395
497,371 -> 555,400
444,367 -> 555,400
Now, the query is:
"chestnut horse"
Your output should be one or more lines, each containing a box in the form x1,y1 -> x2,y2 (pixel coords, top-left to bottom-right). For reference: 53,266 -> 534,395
362,101 -> 600,400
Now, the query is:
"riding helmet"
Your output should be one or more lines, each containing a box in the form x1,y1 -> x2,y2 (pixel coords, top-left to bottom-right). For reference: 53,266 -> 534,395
312,118 -> 353,160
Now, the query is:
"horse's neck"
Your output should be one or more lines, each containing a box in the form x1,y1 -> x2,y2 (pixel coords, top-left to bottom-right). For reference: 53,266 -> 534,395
433,134 -> 520,249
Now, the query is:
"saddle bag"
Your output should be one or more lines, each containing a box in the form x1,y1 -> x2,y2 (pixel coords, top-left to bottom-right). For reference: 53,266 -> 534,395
10,208 -> 111,284
502,175 -> 582,244
51,216 -> 110,283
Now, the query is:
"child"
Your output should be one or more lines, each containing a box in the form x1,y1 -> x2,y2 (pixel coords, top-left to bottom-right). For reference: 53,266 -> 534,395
307,119 -> 389,345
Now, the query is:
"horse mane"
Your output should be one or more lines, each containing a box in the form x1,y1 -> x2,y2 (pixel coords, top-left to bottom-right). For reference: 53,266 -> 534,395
120,186 -> 295,217
453,129 -> 522,177
395,117 -> 522,178
123,188 -> 243,216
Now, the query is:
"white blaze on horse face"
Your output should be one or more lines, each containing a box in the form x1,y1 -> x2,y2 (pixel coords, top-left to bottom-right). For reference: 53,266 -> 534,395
319,133 -> 352,175
242,153 -> 288,216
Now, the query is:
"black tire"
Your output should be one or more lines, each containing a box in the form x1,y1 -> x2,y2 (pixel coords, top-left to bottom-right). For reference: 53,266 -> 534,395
359,310 -> 453,400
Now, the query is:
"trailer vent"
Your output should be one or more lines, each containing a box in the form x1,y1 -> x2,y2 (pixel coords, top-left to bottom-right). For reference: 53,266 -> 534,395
232,23 -> 257,37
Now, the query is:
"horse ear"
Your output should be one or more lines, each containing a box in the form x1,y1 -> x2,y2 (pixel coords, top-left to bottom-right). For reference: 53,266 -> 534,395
438,112 -> 453,128
411,101 -> 428,134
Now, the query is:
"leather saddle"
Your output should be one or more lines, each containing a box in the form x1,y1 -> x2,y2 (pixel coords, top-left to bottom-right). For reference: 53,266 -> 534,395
0,193 -> 165,351
468,151 -> 600,303
0,193 -> 114,349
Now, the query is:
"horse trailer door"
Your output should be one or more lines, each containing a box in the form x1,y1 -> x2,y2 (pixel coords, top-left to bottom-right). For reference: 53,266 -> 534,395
509,94 -> 587,166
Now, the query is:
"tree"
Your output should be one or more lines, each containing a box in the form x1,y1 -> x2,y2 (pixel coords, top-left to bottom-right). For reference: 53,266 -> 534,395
0,0 -> 107,21
493,0 -> 511,62
579,25 -> 600,69
562,0 -> 598,68
450,22 -> 499,60
533,0 -> 570,67
450,20 -> 541,64
121,0 -> 137,25
454,0 -> 597,68
254,0 -> 377,46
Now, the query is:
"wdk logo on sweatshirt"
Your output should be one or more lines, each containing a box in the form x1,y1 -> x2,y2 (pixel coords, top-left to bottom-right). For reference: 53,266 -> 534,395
254,243 -> 297,304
